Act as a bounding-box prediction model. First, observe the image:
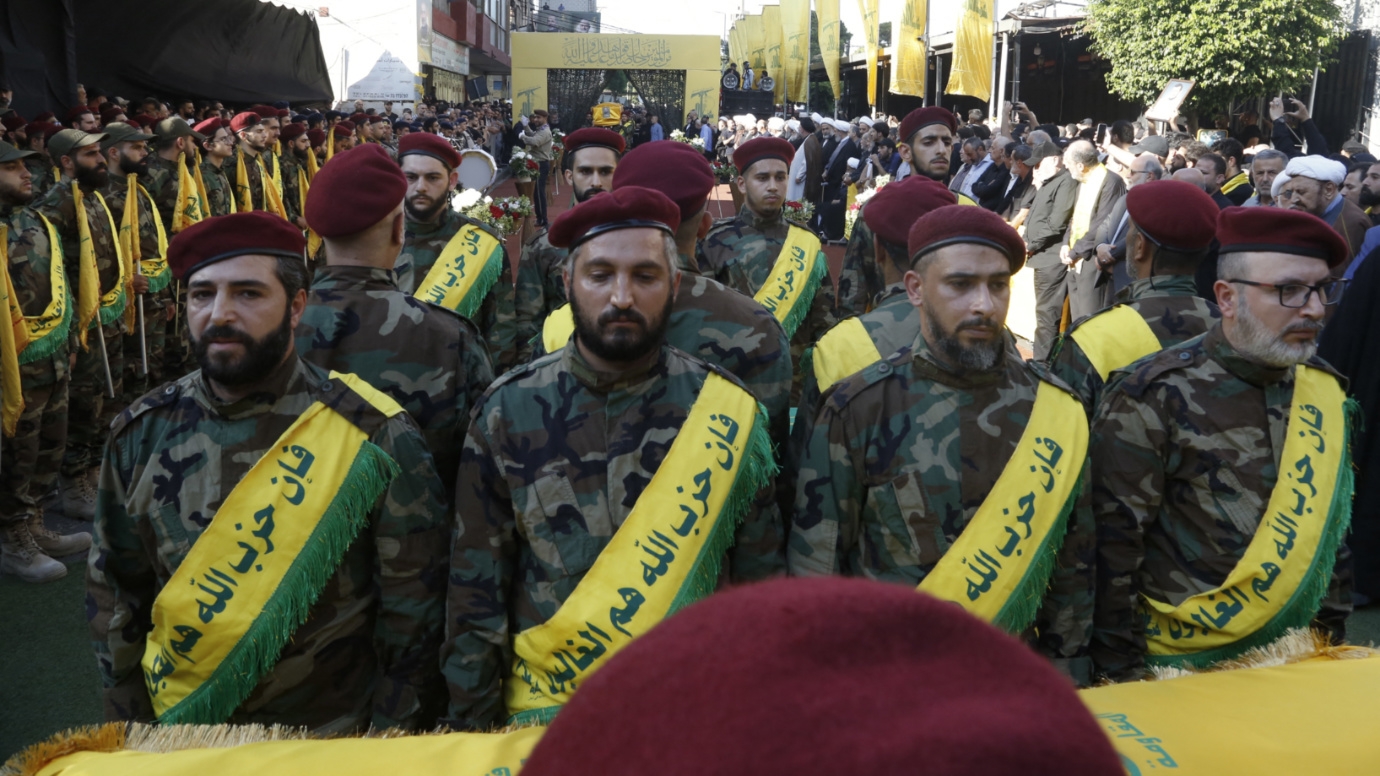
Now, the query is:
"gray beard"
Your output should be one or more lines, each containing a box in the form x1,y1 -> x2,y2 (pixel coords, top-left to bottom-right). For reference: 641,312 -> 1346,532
925,306 -> 1004,373
1231,299 -> 1320,368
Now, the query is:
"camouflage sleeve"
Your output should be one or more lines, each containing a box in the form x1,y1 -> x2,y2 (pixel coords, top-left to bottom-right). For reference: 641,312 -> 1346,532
728,425 -> 786,582
513,241 -> 545,364
479,255 -> 517,374
149,168 -> 176,228
804,259 -> 839,345
836,216 -> 878,317
1089,385 -> 1167,682
1045,336 -> 1101,411
280,175 -> 302,223
368,417 -> 451,731
87,433 -> 158,722
457,329 -> 497,451
1032,458 -> 1096,686
441,415 -> 515,731
788,397 -> 859,576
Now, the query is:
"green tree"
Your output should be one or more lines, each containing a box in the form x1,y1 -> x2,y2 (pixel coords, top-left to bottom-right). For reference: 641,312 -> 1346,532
1082,0 -> 1344,113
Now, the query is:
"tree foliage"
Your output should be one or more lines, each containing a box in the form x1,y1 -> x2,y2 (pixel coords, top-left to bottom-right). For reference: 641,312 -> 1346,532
1082,0 -> 1344,112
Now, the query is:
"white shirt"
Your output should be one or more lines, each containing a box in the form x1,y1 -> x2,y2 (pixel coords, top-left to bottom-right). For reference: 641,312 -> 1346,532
958,155 -> 994,202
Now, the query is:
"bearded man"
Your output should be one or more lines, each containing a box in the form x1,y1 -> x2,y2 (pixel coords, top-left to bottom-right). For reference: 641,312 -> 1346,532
1092,207 -> 1354,681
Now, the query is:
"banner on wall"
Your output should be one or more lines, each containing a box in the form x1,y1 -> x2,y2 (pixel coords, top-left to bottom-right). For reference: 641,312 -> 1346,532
891,0 -> 926,97
946,0 -> 994,101
817,0 -> 841,101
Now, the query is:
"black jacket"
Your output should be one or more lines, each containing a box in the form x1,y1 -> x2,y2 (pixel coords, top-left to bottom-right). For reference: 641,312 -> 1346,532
970,162 -> 1012,211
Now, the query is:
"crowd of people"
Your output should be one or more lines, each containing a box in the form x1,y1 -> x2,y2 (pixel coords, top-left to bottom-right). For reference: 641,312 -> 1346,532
1,78 -> 1378,755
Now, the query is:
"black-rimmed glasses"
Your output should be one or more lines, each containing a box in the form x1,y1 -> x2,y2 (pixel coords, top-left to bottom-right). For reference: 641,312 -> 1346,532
1226,278 -> 1347,308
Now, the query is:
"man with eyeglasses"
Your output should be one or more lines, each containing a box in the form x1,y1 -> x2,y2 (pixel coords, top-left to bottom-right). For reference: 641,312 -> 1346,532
1090,207 -> 1354,682
194,118 -> 237,217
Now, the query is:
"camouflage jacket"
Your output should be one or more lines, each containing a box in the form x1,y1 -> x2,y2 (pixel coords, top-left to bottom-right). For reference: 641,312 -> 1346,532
230,149 -> 269,212
34,176 -> 124,332
24,157 -> 57,200
102,175 -> 166,270
792,282 -> 916,465
396,208 -> 517,373
1047,275 -> 1220,410
442,341 -> 786,729
89,357 -> 450,731
790,333 -> 1096,679
2,202 -> 68,385
295,265 -> 496,506
141,154 -> 178,229
1090,324 -> 1352,680
696,206 -> 838,398
513,229 -> 567,363
835,202 -> 881,318
199,158 -> 235,218
279,153 -> 306,223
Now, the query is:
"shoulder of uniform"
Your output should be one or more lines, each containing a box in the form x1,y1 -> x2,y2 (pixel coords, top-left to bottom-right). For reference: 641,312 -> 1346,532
818,345 -> 911,416
457,214 -> 505,242
477,352 -> 560,407
705,217 -> 739,238
667,345 -> 754,395
110,377 -> 188,437
523,227 -> 550,248
1304,354 -> 1347,386
1027,359 -> 1082,401
315,363 -> 407,435
1107,336 -> 1207,400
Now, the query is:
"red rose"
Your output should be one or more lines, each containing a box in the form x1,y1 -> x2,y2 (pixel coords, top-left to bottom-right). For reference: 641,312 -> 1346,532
490,205 -> 504,218
527,159 -> 539,170
787,201 -> 801,208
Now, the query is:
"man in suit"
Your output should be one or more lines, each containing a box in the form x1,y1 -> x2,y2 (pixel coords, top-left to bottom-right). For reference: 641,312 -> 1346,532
1091,154 -> 1164,294
820,119 -> 860,240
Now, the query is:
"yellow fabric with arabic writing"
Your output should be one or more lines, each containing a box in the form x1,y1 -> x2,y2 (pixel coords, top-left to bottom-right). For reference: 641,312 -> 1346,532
919,381 -> 1088,626
754,224 -> 823,333
34,726 -> 546,776
72,190 -> 127,347
234,153 -> 288,219
781,0 -> 810,103
118,176 -> 170,329
1081,654 -> 1380,775
505,372 -> 760,723
946,0 -> 995,101
892,0 -> 928,97
1069,304 -> 1163,381
541,304 -> 575,355
172,156 -> 206,233
142,373 -> 403,721
817,0 -> 842,100
1068,164 -> 1109,247
811,317 -> 881,390
858,0 -> 880,105
412,224 -> 504,320
0,217 -> 68,435
1142,366 -> 1346,659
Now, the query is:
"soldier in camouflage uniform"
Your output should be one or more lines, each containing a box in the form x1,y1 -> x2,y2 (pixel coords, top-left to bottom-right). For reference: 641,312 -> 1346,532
22,123 -> 57,199
394,142 -> 517,373
142,118 -> 205,229
836,107 -> 959,316
791,206 -> 1096,684
230,112 -> 273,212
195,118 -> 237,218
443,187 -> 784,730
90,212 -> 450,729
793,176 -> 957,464
514,128 -> 625,362
277,123 -> 311,229
35,129 -> 125,520
1091,208 -> 1353,682
697,138 -> 838,400
0,141 -> 92,582
99,123 -> 173,405
295,141 -> 494,507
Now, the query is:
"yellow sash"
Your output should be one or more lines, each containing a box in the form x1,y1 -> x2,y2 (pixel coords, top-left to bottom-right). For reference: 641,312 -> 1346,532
142,372 -> 405,724
118,177 -> 172,332
506,372 -> 775,725
810,316 -> 882,390
267,151 -> 282,197
1068,305 -> 1163,381
957,192 -> 979,206
235,153 -> 288,219
3,217 -> 72,435
919,381 -> 1089,632
71,189 -> 127,344
172,154 -> 207,233
541,304 -> 575,354
295,164 -> 322,258
1221,171 -> 1251,196
1068,164 -> 1109,247
754,223 -> 826,338
412,223 -> 504,320
1141,366 -> 1353,667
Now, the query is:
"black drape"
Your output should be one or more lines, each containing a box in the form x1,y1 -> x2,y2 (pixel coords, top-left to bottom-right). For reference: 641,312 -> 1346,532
546,68 -> 609,134
73,0 -> 331,105
1318,244 -> 1380,599
0,0 -> 79,120
623,69 -> 685,135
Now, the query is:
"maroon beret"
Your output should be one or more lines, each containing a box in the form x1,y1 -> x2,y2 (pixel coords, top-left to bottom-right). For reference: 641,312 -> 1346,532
899,106 -> 957,145
1216,206 -> 1349,269
548,186 -> 681,250
863,176 -> 958,247
398,131 -> 461,170
367,114 -> 388,124
349,112 -> 368,124
167,212 -> 305,281
277,109 -> 291,119
305,144 -> 407,238
229,112 -> 261,133
129,115 -> 156,129
192,117 -> 226,137
332,121 -> 355,138
99,105 -> 123,122
65,106 -> 93,125
908,204 -> 1027,272
1125,180 -> 1218,252
278,122 -> 307,142
521,578 -> 1123,776
307,128 -> 327,148
732,136 -> 795,176
612,141 -> 715,222
42,124 -> 63,142
33,112 -> 55,123
564,127 -> 626,157
2,115 -> 26,132
251,105 -> 278,119
24,121 -> 51,138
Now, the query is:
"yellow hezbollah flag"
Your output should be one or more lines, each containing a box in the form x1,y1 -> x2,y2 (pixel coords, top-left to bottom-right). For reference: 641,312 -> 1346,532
729,23 -> 747,73
817,0 -> 842,100
858,0 -> 881,105
781,0 -> 810,104
761,5 -> 785,102
891,0 -> 927,97
946,0 -> 994,101
741,15 -> 766,72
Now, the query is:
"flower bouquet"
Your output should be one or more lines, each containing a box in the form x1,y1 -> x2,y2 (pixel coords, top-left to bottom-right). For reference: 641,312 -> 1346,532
783,199 -> 814,226
509,149 -> 539,181
711,160 -> 738,182
670,129 -> 706,150
453,189 -> 527,235
845,175 -> 890,239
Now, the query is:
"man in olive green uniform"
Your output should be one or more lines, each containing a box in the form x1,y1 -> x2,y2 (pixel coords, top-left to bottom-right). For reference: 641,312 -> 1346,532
143,118 -> 206,229
22,122 -> 58,198
1047,180 -> 1221,410
90,211 -> 450,730
514,127 -> 625,362
194,118 -> 236,218
1091,208 -> 1353,681
791,205 -> 1096,685
295,142 -> 493,507
277,122 -> 311,229
34,129 -> 124,520
0,140 -> 92,582
442,187 -> 784,731
229,112 -> 273,213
